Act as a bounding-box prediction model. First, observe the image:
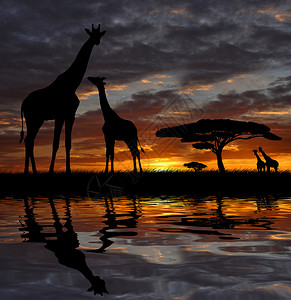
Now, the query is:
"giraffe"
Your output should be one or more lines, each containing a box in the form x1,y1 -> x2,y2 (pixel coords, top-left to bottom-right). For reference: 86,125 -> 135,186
87,77 -> 144,173
20,24 -> 106,174
258,147 -> 279,172
252,149 -> 265,172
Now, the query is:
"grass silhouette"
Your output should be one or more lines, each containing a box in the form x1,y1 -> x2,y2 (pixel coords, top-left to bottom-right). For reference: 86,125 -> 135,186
1,169 -> 290,196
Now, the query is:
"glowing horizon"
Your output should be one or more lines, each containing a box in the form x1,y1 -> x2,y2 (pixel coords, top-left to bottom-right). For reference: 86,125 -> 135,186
0,2 -> 290,173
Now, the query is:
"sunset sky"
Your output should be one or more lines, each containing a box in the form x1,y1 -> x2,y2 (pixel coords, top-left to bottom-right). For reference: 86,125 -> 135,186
1,0 -> 291,172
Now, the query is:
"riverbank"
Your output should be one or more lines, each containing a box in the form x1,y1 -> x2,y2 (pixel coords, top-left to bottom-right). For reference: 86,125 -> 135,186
0,170 -> 290,196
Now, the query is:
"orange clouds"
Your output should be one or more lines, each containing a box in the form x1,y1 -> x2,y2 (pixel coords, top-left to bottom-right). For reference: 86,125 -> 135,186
1,78 -> 291,173
257,8 -> 291,22
180,84 -> 214,95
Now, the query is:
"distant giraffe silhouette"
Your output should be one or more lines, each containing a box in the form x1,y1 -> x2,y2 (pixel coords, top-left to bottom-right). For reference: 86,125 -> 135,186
258,147 -> 279,172
20,24 -> 106,174
87,77 -> 144,173
252,149 -> 265,172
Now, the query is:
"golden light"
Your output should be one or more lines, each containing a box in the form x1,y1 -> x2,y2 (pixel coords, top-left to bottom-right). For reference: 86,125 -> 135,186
107,84 -> 128,91
180,84 -> 213,95
257,7 -> 291,22
77,90 -> 98,100
151,74 -> 172,79
255,110 -> 291,115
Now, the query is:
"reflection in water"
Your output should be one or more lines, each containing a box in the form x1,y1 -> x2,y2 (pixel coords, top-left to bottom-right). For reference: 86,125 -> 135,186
157,194 -> 279,236
88,196 -> 140,253
20,196 -> 108,296
256,194 -> 279,211
0,193 -> 290,298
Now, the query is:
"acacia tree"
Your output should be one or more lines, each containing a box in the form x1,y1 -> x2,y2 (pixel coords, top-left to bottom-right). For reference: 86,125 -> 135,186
156,119 -> 282,173
184,162 -> 207,172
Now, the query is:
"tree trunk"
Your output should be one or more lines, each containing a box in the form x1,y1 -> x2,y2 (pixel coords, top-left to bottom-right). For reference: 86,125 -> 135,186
216,150 -> 225,173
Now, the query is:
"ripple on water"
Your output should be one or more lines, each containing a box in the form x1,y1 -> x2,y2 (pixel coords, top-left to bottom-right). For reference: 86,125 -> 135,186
1,194 -> 291,299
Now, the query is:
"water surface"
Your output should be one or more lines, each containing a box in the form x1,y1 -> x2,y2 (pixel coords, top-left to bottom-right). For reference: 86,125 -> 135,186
1,194 -> 291,299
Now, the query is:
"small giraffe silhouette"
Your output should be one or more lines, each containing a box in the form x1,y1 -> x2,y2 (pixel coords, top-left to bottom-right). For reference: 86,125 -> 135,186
87,77 -> 144,173
20,24 -> 106,174
252,149 -> 265,172
258,147 -> 279,172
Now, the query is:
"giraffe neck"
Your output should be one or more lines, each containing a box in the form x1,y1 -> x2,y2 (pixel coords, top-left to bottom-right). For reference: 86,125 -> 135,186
260,150 -> 270,161
254,153 -> 263,162
53,38 -> 95,91
97,86 -> 119,121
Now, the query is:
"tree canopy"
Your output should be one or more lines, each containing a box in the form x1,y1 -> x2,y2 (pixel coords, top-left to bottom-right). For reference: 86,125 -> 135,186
184,162 -> 207,172
156,119 -> 282,173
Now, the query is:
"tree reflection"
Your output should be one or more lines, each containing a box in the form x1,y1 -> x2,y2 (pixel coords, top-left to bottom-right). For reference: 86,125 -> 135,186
157,194 -> 280,237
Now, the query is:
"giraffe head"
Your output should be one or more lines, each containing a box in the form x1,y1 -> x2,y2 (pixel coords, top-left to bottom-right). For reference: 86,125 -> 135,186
258,146 -> 263,152
85,24 -> 106,45
87,76 -> 106,88
252,149 -> 258,154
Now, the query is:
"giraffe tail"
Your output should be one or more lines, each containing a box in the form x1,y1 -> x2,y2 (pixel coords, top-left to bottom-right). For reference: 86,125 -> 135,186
19,108 -> 24,144
138,139 -> 145,153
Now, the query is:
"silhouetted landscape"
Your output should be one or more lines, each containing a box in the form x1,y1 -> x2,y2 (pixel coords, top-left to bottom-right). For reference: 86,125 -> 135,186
1,1 -> 291,299
1,170 -> 290,195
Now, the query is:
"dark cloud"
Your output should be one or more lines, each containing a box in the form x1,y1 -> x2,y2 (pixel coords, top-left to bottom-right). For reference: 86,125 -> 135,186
2,0 -> 291,107
1,0 -> 291,170
202,76 -> 291,126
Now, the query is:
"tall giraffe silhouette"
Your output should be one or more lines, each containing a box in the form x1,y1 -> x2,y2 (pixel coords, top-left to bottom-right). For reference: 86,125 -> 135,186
258,147 -> 279,172
20,24 -> 106,174
87,77 -> 144,173
252,149 -> 265,172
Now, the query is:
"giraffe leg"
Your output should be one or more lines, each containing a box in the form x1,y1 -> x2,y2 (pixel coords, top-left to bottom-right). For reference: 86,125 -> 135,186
65,118 -> 75,174
105,148 -> 109,173
137,154 -> 143,174
133,155 -> 137,173
49,119 -> 64,173
24,149 -> 29,174
105,139 -> 114,173
126,139 -> 139,173
110,146 -> 114,173
24,119 -> 43,174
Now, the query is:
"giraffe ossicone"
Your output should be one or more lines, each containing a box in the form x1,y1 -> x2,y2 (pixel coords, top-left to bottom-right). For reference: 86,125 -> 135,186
87,76 -> 144,174
258,147 -> 279,172
252,149 -> 265,172
20,25 -> 106,174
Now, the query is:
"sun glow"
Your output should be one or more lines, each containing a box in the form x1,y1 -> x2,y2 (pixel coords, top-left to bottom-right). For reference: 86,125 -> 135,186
255,110 -> 291,115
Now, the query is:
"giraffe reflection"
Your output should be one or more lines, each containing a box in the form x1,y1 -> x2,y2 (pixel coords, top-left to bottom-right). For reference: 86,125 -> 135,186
256,194 -> 279,211
88,195 -> 141,253
20,196 -> 108,296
